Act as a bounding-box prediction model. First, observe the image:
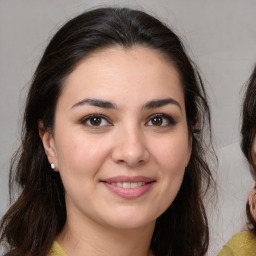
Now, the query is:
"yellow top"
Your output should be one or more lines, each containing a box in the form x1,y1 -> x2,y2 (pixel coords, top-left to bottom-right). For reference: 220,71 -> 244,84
49,241 -> 67,256
50,232 -> 256,256
217,231 -> 256,256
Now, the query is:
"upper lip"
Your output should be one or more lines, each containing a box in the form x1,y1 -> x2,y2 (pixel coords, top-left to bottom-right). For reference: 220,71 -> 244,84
101,176 -> 155,183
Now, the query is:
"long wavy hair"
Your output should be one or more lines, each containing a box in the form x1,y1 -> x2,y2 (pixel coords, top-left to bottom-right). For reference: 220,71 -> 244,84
0,7 -> 215,256
241,64 -> 256,234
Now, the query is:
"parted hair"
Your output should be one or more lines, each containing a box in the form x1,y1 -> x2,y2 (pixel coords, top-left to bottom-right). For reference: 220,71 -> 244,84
241,64 -> 256,234
0,7 -> 215,256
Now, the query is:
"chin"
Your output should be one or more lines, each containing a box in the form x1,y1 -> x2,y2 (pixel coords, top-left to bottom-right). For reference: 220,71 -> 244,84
101,212 -> 157,231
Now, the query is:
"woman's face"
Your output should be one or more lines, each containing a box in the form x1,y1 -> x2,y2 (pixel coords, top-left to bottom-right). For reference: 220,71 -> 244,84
252,136 -> 256,168
249,136 -> 256,219
42,46 -> 191,230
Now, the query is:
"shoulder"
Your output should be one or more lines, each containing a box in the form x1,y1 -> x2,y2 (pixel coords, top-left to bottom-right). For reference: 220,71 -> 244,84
49,241 -> 68,256
218,231 -> 256,256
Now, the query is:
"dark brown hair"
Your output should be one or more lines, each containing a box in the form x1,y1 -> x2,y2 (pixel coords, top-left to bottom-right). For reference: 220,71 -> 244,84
0,7 -> 215,256
241,64 -> 256,233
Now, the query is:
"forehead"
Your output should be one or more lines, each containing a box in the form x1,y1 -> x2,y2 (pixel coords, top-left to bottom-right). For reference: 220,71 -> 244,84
59,46 -> 184,109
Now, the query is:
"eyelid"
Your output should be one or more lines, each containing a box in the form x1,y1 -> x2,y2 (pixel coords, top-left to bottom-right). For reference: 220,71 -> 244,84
146,113 -> 177,126
80,114 -> 112,127
79,113 -> 176,128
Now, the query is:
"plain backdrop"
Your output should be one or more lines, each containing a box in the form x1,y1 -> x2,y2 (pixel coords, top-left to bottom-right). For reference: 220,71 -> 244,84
1,0 -> 256,255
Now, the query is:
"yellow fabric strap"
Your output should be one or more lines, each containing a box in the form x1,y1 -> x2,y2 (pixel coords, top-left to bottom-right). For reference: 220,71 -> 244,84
218,231 -> 256,256
50,241 -> 68,256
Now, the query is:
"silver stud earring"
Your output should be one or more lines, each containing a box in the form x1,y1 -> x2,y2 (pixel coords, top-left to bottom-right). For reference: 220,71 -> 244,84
51,163 -> 55,169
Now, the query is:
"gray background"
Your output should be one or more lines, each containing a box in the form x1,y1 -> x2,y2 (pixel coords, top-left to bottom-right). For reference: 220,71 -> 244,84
1,0 -> 256,255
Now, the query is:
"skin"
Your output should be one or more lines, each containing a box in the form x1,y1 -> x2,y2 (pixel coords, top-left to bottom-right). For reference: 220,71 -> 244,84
253,137 -> 256,167
249,136 -> 256,220
41,46 -> 191,256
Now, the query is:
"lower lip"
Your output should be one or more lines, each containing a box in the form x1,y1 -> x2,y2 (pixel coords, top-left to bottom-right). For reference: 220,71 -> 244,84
103,182 -> 154,199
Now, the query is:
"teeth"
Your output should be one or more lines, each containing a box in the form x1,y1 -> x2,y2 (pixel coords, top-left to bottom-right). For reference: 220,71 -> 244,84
123,182 -> 130,188
111,182 -> 146,188
130,182 -> 137,188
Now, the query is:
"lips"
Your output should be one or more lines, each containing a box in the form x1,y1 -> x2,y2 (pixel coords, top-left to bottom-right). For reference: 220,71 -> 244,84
110,182 -> 146,188
101,176 -> 155,199
103,176 -> 154,183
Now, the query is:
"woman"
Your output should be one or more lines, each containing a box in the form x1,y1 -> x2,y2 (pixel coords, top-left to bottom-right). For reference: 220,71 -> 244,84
0,8 -> 215,256
218,65 -> 256,255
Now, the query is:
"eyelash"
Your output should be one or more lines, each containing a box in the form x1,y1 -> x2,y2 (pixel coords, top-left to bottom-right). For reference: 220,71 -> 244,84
80,114 -> 112,128
146,113 -> 177,127
80,113 -> 177,128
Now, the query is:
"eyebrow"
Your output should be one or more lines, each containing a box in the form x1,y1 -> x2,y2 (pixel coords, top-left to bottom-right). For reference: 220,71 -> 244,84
71,98 -> 117,109
71,97 -> 181,111
143,98 -> 182,111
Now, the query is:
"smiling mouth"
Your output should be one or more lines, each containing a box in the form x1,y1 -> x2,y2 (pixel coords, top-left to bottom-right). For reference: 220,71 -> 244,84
101,176 -> 155,199
109,182 -> 146,188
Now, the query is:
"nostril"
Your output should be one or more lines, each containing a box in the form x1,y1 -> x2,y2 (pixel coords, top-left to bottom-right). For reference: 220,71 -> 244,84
138,159 -> 146,164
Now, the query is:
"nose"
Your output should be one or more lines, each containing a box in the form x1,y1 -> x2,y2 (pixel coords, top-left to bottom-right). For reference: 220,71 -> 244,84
111,127 -> 150,167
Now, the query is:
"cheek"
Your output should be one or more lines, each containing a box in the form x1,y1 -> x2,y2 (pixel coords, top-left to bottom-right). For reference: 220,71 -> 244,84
55,135 -> 112,203
55,133 -> 110,176
153,133 -> 190,173
150,133 -> 189,214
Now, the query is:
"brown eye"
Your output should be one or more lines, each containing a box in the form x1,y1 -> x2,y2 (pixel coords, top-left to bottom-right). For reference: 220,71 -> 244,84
146,114 -> 177,127
89,116 -> 102,126
152,116 -> 163,126
81,114 -> 111,128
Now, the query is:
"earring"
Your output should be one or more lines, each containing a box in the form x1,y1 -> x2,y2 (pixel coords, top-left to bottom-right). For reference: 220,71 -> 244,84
51,163 -> 55,169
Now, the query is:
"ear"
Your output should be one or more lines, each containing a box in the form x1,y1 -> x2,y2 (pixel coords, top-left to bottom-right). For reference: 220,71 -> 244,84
38,121 -> 58,171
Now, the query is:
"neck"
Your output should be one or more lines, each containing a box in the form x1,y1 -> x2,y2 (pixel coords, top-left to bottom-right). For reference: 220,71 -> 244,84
56,213 -> 155,256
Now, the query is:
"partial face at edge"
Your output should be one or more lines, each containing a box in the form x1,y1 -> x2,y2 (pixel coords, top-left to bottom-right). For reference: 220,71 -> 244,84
41,46 -> 192,230
252,136 -> 256,170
